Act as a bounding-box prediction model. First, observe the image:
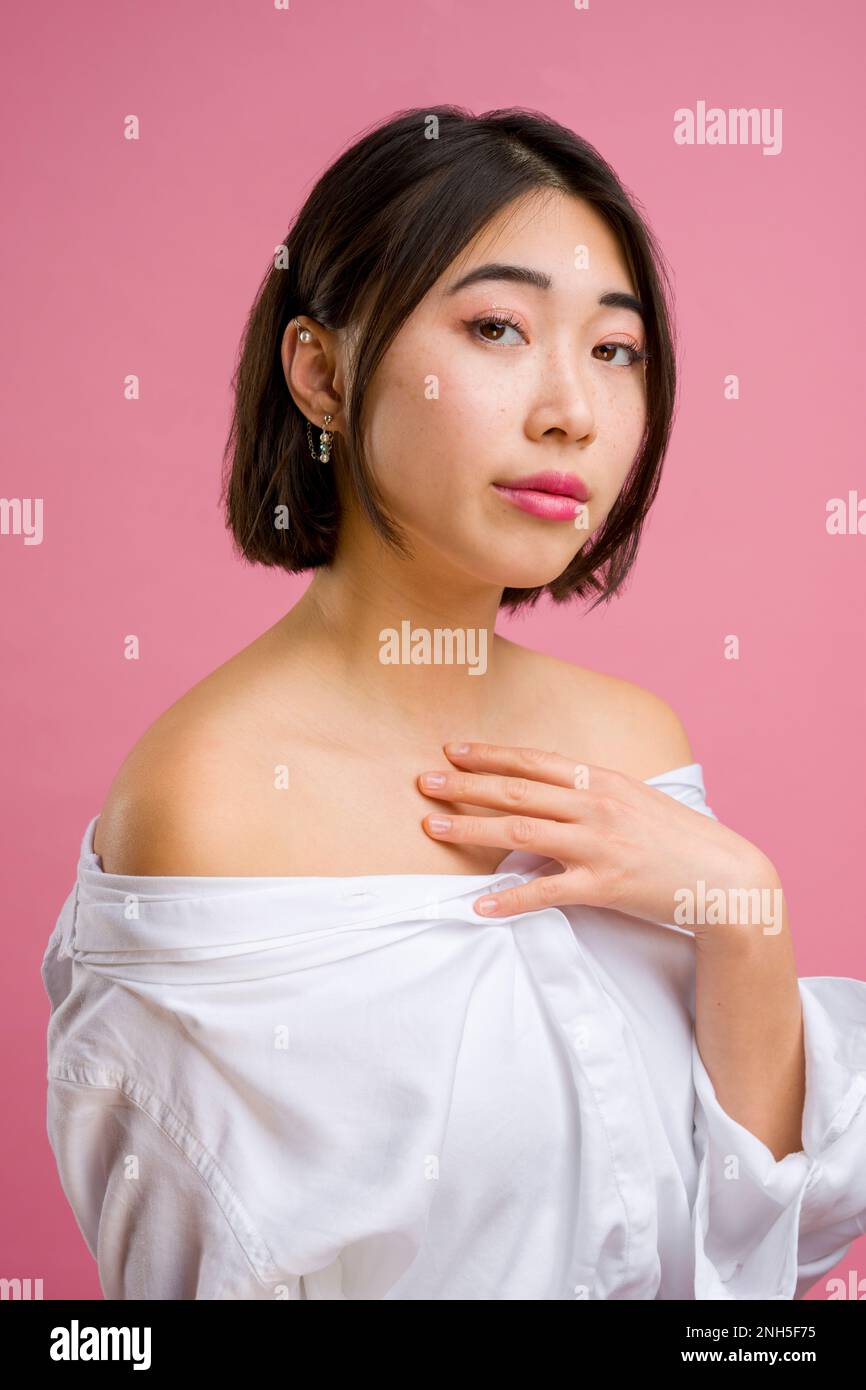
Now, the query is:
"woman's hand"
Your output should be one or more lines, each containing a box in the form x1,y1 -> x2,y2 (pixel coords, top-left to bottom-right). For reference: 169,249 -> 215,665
418,740 -> 777,929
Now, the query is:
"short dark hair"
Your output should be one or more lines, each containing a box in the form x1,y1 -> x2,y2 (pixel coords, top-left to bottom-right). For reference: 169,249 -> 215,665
220,105 -> 678,614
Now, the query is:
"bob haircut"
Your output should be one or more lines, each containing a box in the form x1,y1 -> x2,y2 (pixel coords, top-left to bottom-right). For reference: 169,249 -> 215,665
221,104 -> 678,614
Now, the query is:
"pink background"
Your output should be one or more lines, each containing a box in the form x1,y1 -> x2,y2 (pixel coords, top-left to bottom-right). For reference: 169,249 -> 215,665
3,0 -> 863,1299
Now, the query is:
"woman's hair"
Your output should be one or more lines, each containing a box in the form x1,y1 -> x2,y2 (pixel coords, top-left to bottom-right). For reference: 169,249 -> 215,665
220,105 -> 677,613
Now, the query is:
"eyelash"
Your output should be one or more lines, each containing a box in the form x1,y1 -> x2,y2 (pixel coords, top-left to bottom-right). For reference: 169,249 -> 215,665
466,312 -> 650,367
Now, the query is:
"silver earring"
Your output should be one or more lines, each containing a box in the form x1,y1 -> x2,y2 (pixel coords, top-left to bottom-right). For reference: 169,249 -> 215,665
306,413 -> 334,463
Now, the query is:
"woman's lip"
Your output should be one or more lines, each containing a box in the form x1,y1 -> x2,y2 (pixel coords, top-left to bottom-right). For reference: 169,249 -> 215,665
495,470 -> 590,502
492,484 -> 586,521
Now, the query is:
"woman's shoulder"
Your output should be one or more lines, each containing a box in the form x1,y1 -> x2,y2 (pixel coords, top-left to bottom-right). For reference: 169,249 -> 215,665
501,639 -> 695,782
92,714 -> 240,877
92,642 -> 287,876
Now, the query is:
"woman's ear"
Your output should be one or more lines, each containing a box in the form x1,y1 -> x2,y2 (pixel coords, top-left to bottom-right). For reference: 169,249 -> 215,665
281,317 -> 345,428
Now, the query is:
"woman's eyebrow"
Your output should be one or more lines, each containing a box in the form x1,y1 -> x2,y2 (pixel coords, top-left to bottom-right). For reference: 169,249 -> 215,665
445,262 -> 645,324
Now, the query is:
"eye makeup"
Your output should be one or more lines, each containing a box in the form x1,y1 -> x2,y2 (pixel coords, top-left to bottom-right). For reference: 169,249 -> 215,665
463,306 -> 648,366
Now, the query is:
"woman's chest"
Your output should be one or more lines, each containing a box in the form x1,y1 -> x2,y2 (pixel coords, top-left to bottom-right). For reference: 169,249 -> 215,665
226,719 -> 579,877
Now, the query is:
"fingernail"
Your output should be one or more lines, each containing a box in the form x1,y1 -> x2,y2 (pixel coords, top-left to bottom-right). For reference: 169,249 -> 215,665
428,816 -> 452,832
474,896 -> 499,915
420,773 -> 446,788
445,742 -> 470,754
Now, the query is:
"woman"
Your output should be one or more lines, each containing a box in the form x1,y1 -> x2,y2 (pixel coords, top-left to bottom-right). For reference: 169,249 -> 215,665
42,105 -> 866,1300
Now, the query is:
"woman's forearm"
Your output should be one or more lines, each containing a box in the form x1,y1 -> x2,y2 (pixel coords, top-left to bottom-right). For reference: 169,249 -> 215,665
693,869 -> 806,1163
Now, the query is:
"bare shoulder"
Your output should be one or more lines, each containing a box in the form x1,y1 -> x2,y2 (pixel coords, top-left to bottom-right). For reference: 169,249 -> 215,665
92,634 -> 292,875
502,640 -> 695,782
92,702 -> 253,876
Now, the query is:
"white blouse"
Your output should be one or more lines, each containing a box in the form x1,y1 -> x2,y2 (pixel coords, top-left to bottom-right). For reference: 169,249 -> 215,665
42,763 -> 866,1301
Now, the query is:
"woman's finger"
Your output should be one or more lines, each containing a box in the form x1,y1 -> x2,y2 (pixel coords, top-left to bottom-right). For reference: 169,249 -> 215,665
472,869 -> 595,918
442,740 -> 619,793
423,810 -> 587,865
418,767 -> 578,822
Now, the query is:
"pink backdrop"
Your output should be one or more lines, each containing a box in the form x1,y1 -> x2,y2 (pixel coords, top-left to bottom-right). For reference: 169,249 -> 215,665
3,0 -> 863,1299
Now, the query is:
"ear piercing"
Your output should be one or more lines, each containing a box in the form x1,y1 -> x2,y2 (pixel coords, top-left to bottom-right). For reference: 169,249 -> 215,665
307,413 -> 333,463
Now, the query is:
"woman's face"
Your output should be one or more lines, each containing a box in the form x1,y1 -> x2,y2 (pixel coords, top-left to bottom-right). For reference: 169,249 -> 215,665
351,187 -> 649,591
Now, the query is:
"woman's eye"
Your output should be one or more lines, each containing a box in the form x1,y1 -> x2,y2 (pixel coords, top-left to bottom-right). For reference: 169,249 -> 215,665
469,316 -> 526,346
593,341 -> 647,367
468,319 -> 647,366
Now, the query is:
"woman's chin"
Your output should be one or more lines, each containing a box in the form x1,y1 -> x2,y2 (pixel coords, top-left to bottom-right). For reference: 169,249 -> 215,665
470,558 -> 582,591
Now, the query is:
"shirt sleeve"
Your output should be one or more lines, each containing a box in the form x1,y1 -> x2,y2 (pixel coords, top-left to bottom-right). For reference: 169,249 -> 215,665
690,975 -> 866,1299
46,1076 -> 302,1301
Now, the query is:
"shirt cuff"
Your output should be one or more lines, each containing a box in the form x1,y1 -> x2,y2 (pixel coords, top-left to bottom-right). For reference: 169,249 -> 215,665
691,975 -> 866,1299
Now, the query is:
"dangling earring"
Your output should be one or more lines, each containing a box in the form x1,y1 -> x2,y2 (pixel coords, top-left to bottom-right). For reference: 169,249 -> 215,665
306,413 -> 334,463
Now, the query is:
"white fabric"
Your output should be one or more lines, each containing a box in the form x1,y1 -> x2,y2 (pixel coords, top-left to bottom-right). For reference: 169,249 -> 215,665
41,763 -> 866,1300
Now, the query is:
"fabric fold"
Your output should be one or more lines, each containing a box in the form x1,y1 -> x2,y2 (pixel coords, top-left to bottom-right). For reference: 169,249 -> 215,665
691,976 -> 866,1299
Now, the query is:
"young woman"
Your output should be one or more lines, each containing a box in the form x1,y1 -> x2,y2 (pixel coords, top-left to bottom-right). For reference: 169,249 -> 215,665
42,105 -> 866,1300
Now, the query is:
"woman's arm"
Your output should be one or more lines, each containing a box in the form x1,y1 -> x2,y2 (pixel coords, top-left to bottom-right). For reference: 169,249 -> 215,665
694,870 -> 806,1162
46,1076 -> 292,1300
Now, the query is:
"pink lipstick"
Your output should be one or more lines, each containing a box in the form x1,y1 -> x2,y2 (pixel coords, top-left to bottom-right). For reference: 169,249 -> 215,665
492,469 -> 590,521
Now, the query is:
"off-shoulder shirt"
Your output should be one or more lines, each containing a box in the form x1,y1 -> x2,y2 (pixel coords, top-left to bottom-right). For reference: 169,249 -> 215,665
41,763 -> 866,1300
